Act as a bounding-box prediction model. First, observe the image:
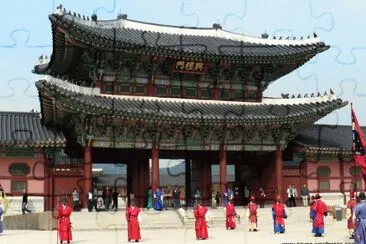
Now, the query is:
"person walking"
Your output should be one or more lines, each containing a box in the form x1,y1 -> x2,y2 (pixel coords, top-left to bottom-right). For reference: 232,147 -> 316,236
22,189 -> 31,215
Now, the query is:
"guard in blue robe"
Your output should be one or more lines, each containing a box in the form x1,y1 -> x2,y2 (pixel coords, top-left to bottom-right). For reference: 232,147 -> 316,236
355,192 -> 366,244
153,188 -> 163,211
223,187 -> 233,207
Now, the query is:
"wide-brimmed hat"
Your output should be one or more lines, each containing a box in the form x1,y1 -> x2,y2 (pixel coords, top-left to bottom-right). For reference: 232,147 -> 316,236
315,194 -> 321,199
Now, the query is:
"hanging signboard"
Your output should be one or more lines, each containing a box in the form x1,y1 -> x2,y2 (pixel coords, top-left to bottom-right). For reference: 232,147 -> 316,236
172,60 -> 207,74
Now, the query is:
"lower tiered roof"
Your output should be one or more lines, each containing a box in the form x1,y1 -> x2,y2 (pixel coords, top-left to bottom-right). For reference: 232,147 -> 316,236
35,76 -> 347,126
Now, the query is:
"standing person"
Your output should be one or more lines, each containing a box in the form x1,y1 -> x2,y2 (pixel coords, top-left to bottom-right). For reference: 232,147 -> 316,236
111,188 -> 119,212
312,194 -> 328,237
346,192 -> 357,239
246,196 -> 259,232
272,196 -> 287,234
301,184 -> 309,207
287,185 -> 296,207
309,195 -> 316,222
125,201 -> 141,242
153,187 -> 163,211
57,198 -> 73,244
172,186 -> 181,209
354,191 -> 366,243
93,188 -> 98,211
146,187 -> 152,210
194,188 -> 201,207
87,190 -> 93,212
225,200 -> 237,230
0,202 -> 4,234
292,184 -> 298,207
215,191 -> 220,208
22,189 -> 31,215
193,201 -> 208,240
259,187 -> 266,208
72,188 -> 79,211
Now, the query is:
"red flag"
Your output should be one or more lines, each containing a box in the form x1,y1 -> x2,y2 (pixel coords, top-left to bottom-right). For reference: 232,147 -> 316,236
351,104 -> 366,174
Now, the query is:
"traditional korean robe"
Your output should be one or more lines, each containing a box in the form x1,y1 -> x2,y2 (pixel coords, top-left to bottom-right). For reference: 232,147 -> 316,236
126,206 -> 141,242
0,204 -> 4,234
225,202 -> 237,229
355,200 -> 366,244
194,205 -> 208,240
311,199 -> 328,236
153,189 -> 163,211
223,189 -> 233,207
346,198 -> 357,230
57,204 -> 73,243
272,202 -> 287,233
246,202 -> 258,231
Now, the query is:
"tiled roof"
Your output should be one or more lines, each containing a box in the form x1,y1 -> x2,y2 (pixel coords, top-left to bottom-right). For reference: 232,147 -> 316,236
293,124 -> 366,153
45,11 -> 329,61
36,78 -> 348,126
0,112 -> 66,147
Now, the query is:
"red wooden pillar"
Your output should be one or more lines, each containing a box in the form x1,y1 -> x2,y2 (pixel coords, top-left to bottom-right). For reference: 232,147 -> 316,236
84,145 -> 92,208
275,146 -> 283,200
151,145 -> 159,193
219,145 -> 227,202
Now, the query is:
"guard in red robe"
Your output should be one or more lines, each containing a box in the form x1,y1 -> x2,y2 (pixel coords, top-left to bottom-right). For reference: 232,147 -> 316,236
225,200 -> 237,230
125,201 -> 141,242
57,198 -> 73,244
246,196 -> 259,232
272,196 -> 287,234
346,192 -> 357,239
312,194 -> 328,237
194,201 -> 208,240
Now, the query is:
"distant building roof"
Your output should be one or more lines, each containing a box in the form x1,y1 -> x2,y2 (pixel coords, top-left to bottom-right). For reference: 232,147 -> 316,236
0,111 -> 66,147
293,124 -> 365,154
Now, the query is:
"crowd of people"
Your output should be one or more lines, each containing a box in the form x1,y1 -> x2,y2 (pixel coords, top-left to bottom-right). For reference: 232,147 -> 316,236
2,182 -> 366,243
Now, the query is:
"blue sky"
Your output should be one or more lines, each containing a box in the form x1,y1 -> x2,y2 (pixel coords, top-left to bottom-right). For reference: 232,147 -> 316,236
1,0 -> 365,126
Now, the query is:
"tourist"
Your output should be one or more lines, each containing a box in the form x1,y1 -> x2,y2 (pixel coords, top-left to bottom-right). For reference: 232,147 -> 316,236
125,200 -> 141,242
272,196 -> 287,234
246,196 -> 259,232
57,198 -> 73,244
311,193 -> 328,237
172,185 -> 181,209
215,191 -> 220,207
194,200 -> 208,240
22,189 -> 31,215
72,188 -> 80,211
259,187 -> 266,208
0,202 -> 4,234
87,190 -> 93,212
301,184 -> 309,207
153,187 -> 163,211
286,185 -> 296,207
111,188 -> 119,211
93,188 -> 98,211
146,187 -> 152,210
194,188 -> 201,206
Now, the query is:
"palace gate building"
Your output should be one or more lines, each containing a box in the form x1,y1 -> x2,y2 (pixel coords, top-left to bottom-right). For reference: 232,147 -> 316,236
1,6 -> 351,210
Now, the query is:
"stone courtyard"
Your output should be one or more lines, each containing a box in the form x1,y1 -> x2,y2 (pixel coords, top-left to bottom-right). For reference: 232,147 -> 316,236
1,207 -> 356,244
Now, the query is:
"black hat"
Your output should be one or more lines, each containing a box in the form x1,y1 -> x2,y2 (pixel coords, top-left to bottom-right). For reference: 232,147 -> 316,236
62,198 -> 67,204
359,191 -> 366,200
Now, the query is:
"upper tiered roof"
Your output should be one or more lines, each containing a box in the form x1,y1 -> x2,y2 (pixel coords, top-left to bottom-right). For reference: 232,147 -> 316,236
33,6 -> 329,80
